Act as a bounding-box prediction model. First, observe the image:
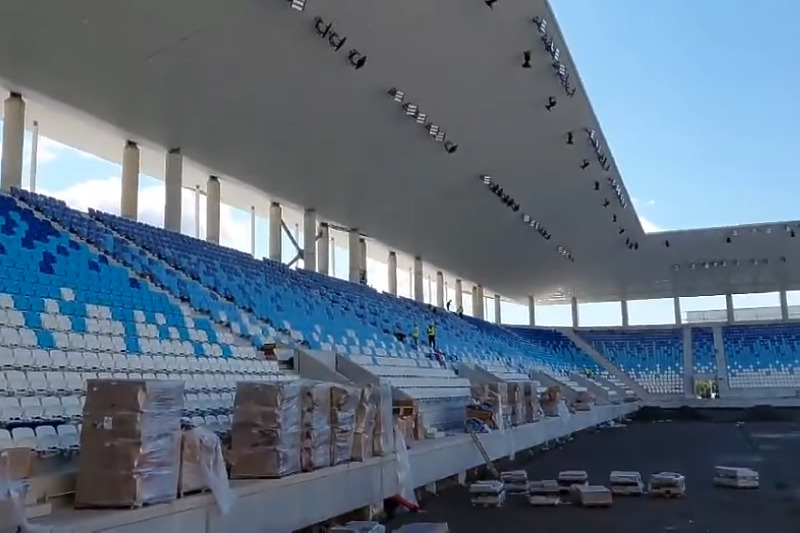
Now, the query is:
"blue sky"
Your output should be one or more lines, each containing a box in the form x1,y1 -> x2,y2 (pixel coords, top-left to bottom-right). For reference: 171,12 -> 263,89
3,0 -> 800,326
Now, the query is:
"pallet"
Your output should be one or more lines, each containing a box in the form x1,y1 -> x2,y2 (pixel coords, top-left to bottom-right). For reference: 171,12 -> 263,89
528,495 -> 561,507
581,501 -> 613,508
470,500 -> 504,508
649,490 -> 685,499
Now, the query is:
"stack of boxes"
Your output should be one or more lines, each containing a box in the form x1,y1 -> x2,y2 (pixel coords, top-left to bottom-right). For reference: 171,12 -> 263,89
522,381 -> 541,423
507,383 -> 524,426
230,382 -> 302,478
330,385 -> 360,465
301,381 -> 332,472
75,379 -> 184,508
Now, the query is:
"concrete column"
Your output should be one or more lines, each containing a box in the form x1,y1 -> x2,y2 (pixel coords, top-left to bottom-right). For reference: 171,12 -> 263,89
471,285 -> 480,317
205,176 -> 220,244
29,120 -> 39,192
250,207 -> 256,256
621,299 -> 629,327
455,279 -> 463,312
413,256 -> 424,302
387,251 -> 398,295
163,148 -> 183,232
673,297 -> 682,325
725,293 -> 734,323
780,290 -> 789,321
527,296 -> 536,326
1,93 -> 25,192
303,209 -> 317,271
194,185 -> 201,237
571,297 -> 579,328
120,140 -> 140,219
348,229 -> 360,283
436,272 -> 445,307
269,202 -> 282,262
494,294 -> 502,324
317,223 -> 330,275
476,285 -> 485,319
359,238 -> 367,284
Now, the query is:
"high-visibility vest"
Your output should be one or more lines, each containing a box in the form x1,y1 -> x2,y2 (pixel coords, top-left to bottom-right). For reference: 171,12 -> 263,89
412,326 -> 419,338
427,325 -> 435,336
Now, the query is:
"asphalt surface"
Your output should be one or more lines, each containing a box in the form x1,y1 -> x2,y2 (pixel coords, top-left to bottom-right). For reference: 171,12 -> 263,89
389,417 -> 800,533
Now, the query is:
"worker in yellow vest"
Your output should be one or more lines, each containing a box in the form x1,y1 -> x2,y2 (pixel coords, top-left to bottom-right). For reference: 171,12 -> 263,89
427,323 -> 436,350
411,325 -> 420,347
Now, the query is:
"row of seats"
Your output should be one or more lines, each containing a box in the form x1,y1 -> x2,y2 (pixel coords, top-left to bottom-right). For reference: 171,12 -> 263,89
724,324 -> 800,389
0,424 -> 80,455
692,327 -> 716,375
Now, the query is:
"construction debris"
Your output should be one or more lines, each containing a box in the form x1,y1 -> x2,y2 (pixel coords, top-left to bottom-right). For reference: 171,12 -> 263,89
572,485 -> 613,507
713,466 -> 759,489
557,470 -> 588,493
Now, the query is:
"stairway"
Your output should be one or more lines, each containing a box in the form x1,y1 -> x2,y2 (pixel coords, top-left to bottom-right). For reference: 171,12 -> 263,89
559,328 -> 649,399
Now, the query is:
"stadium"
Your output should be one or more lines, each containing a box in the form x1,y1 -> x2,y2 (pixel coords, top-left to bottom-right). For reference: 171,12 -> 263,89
0,0 -> 799,531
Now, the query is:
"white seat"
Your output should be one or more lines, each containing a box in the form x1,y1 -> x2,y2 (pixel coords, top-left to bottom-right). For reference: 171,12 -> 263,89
35,426 -> 60,454
57,424 -> 80,452
11,427 -> 37,449
0,429 -> 13,450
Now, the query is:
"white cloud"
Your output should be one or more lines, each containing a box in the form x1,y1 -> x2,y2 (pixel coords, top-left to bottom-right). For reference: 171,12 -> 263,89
41,176 -> 252,252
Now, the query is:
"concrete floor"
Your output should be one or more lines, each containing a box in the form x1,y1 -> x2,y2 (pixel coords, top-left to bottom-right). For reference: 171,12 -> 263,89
390,418 -> 800,532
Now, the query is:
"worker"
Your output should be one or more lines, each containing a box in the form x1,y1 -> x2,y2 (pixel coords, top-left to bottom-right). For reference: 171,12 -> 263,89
411,325 -> 420,347
457,305 -> 464,318
427,323 -> 436,350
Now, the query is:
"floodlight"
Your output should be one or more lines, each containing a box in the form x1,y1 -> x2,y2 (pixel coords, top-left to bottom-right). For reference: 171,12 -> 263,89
664,240 -> 670,248
328,33 -> 347,52
388,87 -> 405,102
566,87 -> 576,98
603,199 -> 610,207
481,175 -> 492,184
313,17 -> 331,38
672,264 -> 680,271
532,16 -> 547,34
567,131 -> 574,145
593,181 -> 599,190
485,0 -> 497,8
402,103 -> 418,116
511,203 -> 520,212
618,227 -> 625,235
580,159 -> 590,170
444,141 -> 458,154
522,51 -> 532,69
522,214 -> 531,223
612,214 -> 617,222
792,230 -> 796,238
289,0 -> 307,11
415,112 -> 428,125
426,123 -> 440,137
545,96 -> 557,111
434,130 -> 446,142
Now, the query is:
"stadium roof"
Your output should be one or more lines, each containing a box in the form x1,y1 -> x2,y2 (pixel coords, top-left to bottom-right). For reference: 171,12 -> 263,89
1,0 -> 799,304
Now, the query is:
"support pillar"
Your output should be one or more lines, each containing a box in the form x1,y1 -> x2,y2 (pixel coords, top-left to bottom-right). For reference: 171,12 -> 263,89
725,293 -> 734,323
29,120 -> 39,192
436,271 -> 445,307
120,140 -> 140,219
317,223 -> 330,275
387,251 -> 398,295
570,297 -> 579,328
303,209 -> 317,271
164,148 -> 183,232
348,229 -> 360,283
527,296 -> 536,326
494,294 -> 502,324
674,297 -> 682,325
193,185 -> 200,237
780,289 -> 789,321
205,176 -> 220,244
269,202 -> 282,262
250,207 -> 256,256
621,299 -> 629,327
1,92 -> 25,192
455,279 -> 463,312
359,238 -> 367,284
476,285 -> 485,319
471,285 -> 480,317
413,256 -> 424,302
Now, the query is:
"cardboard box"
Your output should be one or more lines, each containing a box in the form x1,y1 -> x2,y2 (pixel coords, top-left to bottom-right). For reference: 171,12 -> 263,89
352,385 -> 376,462
75,379 -> 184,509
301,381 -> 332,471
330,385 -> 359,465
372,382 -> 394,456
231,381 -> 302,478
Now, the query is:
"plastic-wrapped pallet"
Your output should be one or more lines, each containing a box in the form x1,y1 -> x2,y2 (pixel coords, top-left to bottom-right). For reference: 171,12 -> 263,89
521,381 -> 540,423
372,382 -> 394,457
75,379 -> 184,508
179,427 -> 234,514
714,466 -> 759,489
394,524 -> 450,533
330,521 -> 386,533
501,470 -> 529,494
469,480 -> 506,507
330,384 -> 360,465
301,381 -> 332,471
230,381 -> 302,478
352,384 -> 377,462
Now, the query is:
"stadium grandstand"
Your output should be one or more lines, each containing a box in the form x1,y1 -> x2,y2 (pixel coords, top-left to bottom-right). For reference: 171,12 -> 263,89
0,0 -> 799,531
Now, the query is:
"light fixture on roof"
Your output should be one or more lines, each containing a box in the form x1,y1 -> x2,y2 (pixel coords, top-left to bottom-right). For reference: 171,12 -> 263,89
402,103 -> 418,116
545,96 -> 557,111
603,199 -> 610,208
328,32 -> 347,52
580,159 -> 590,170
289,0 -> 307,11
673,264 -> 680,271
347,49 -> 367,70
593,181 -> 599,190
532,16 -> 547,34
388,87 -> 405,103
426,123 -> 440,137
444,140 -> 458,154
484,0 -> 498,8
567,131 -> 574,145
433,130 -> 446,142
415,112 -> 428,125
522,214 -> 531,224
481,175 -> 492,184
522,51 -> 532,69
313,16 -> 332,37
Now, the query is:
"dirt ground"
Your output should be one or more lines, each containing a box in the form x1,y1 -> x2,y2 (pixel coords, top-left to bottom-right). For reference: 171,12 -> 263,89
389,417 -> 800,532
